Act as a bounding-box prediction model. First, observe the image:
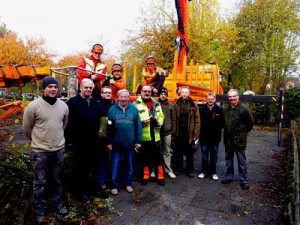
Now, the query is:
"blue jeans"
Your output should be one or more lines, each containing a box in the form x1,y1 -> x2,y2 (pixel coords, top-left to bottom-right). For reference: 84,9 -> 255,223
111,147 -> 134,189
201,144 -> 219,175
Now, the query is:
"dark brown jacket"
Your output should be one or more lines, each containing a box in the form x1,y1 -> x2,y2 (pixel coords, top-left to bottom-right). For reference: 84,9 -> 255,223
175,97 -> 201,144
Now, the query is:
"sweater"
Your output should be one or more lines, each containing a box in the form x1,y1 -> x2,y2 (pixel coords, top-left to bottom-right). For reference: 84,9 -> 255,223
107,102 -> 142,149
22,98 -> 69,152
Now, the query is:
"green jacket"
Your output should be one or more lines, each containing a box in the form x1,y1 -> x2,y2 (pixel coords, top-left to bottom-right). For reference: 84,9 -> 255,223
223,101 -> 254,149
134,96 -> 164,142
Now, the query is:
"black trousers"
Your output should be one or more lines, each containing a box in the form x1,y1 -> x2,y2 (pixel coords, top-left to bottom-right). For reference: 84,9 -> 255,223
31,149 -> 64,214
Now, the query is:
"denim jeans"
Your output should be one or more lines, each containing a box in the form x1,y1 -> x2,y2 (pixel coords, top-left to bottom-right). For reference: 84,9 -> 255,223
31,148 -> 64,213
111,147 -> 134,189
201,144 -> 219,175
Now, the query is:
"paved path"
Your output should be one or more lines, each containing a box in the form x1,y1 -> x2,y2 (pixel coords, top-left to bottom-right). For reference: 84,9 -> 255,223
106,130 -> 284,225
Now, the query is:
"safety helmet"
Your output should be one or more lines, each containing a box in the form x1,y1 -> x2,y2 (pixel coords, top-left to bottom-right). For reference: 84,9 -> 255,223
91,44 -> 103,53
145,56 -> 156,64
111,63 -> 123,72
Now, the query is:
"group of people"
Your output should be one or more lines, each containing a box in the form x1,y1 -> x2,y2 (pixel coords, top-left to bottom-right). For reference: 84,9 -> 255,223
22,43 -> 254,224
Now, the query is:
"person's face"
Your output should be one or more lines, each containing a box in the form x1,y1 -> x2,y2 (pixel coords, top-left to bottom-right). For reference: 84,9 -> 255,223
112,70 -> 122,79
206,95 -> 216,107
44,84 -> 58,98
228,91 -> 239,106
159,93 -> 167,101
141,87 -> 152,99
80,82 -> 93,98
181,88 -> 190,99
118,92 -> 129,107
146,63 -> 155,70
92,50 -> 102,60
101,88 -> 112,100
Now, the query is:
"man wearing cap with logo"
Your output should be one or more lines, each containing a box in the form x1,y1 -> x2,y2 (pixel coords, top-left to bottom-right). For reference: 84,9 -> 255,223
102,63 -> 126,100
136,57 -> 168,96
158,87 -> 177,179
77,44 -> 107,100
23,76 -> 69,223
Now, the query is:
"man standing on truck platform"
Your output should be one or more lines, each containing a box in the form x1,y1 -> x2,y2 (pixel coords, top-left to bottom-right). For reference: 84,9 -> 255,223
136,57 -> 168,96
102,63 -> 126,100
23,76 -> 69,223
77,43 -> 107,100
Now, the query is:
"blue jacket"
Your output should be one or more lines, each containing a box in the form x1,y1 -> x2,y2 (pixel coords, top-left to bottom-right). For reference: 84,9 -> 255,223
107,101 -> 142,150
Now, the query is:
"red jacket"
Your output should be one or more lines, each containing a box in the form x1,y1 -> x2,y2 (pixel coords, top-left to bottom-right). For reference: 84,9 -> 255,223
77,55 -> 107,90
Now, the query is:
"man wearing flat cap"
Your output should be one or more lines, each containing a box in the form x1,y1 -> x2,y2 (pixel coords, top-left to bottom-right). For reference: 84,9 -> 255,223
77,43 -> 108,100
23,76 -> 69,223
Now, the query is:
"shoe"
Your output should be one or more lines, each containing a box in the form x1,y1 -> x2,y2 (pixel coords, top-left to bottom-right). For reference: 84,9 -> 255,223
168,172 -> 176,179
221,179 -> 234,184
95,191 -> 109,199
174,170 -> 182,176
99,184 -> 107,190
186,172 -> 194,178
212,174 -> 219,180
35,211 -> 48,224
111,189 -> 118,195
141,179 -> 148,186
125,186 -> 133,193
157,179 -> 165,186
54,204 -> 69,216
198,173 -> 205,179
150,171 -> 156,178
241,183 -> 250,190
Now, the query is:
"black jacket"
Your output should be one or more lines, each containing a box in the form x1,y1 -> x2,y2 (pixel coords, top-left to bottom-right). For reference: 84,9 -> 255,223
65,94 -> 105,148
199,103 -> 224,144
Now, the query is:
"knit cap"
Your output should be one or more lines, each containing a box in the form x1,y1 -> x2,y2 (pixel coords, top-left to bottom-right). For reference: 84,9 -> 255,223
158,87 -> 168,96
42,76 -> 58,90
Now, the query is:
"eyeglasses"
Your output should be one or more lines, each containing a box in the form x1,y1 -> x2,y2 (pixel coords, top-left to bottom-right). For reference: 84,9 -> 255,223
102,92 -> 112,94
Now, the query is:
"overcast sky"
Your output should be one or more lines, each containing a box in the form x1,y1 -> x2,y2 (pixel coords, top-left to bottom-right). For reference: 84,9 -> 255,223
1,0 -> 236,60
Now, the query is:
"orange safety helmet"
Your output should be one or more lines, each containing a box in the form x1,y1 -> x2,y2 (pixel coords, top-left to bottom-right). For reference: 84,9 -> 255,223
111,63 -> 123,73
91,44 -> 103,53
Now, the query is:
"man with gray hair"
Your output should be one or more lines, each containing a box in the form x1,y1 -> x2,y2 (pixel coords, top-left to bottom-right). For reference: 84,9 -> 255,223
66,78 -> 108,200
107,89 -> 142,195
222,89 -> 254,190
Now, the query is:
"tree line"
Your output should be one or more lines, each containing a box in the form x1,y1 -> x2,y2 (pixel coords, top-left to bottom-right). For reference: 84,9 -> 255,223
0,0 -> 299,94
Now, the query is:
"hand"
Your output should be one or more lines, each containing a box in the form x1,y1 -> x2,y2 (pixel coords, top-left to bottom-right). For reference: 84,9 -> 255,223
91,74 -> 97,80
151,73 -> 156,78
107,144 -> 112,151
153,88 -> 158,93
142,119 -> 150,126
135,144 -> 141,152
98,131 -> 105,138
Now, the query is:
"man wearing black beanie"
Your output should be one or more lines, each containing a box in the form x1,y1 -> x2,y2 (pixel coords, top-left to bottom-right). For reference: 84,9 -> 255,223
23,76 -> 69,223
158,87 -> 177,179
